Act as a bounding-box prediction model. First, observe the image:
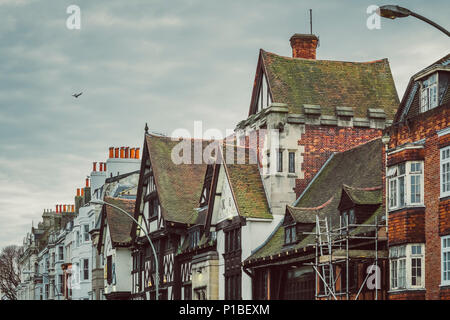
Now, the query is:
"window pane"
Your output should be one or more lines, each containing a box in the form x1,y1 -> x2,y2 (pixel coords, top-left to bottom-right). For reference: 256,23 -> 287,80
289,152 -> 295,173
399,176 -> 405,206
411,175 -> 421,203
277,150 -> 283,172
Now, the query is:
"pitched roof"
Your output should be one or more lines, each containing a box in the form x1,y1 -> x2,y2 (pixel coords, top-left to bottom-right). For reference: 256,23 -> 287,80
394,53 -> 450,123
285,206 -> 318,224
259,50 -> 399,119
342,185 -> 382,206
104,197 -> 135,247
225,153 -> 272,220
146,134 -> 208,224
246,138 -> 383,263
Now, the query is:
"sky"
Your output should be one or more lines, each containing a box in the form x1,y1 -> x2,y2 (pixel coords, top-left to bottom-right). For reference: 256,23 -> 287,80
0,0 -> 449,249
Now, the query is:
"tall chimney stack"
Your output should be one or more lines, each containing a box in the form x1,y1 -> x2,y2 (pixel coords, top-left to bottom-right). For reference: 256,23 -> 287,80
289,34 -> 319,59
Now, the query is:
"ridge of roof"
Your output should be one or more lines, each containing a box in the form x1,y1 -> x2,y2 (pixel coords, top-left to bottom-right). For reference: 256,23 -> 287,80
259,50 -> 399,119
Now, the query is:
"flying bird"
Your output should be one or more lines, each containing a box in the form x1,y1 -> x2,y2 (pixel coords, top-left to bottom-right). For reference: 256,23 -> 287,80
72,92 -> 83,98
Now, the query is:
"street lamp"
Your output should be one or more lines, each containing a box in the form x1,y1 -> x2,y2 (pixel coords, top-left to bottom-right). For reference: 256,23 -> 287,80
377,5 -> 450,37
90,199 -> 159,300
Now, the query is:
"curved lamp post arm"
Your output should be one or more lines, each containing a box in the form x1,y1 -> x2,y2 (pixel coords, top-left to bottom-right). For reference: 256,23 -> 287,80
90,199 -> 159,300
409,11 -> 450,37
378,5 -> 450,37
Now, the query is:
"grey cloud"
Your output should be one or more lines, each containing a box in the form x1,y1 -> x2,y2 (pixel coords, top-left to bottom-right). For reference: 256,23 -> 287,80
0,0 -> 449,248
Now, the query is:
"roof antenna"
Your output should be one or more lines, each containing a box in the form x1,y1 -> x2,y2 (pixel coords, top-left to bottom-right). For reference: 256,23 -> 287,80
310,9 -> 313,34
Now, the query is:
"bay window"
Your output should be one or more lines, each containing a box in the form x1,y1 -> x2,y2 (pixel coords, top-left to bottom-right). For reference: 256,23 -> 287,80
389,244 -> 425,291
388,161 -> 423,210
442,236 -> 450,286
441,146 -> 450,198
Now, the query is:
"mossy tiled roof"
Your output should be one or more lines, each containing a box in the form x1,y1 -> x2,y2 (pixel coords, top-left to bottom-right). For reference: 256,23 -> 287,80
246,138 -> 383,264
104,197 -> 135,246
286,205 -> 317,224
226,159 -> 272,220
261,50 -> 399,119
342,185 -> 382,205
146,134 -> 208,224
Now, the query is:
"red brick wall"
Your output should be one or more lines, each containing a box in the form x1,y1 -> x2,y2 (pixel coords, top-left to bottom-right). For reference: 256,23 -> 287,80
295,125 -> 382,197
388,290 -> 425,300
440,287 -> 450,300
440,198 -> 450,236
388,208 -> 425,246
387,103 -> 450,300
387,148 -> 425,167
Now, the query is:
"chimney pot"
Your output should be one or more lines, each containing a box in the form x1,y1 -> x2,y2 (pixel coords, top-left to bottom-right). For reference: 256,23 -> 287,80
115,148 -> 119,158
135,148 -> 140,159
93,162 -> 97,172
71,205 -> 75,212
86,178 -> 90,187
81,188 -> 84,196
103,162 -> 107,172
109,147 -> 114,158
77,188 -> 80,197
56,205 -> 59,213
130,148 -> 135,159
99,162 -> 103,172
120,147 -> 125,158
125,147 -> 129,158
289,34 -> 319,59
63,205 -> 66,212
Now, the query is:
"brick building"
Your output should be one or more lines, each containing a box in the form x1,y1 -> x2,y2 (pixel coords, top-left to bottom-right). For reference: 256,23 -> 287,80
236,33 -> 399,220
385,54 -> 450,300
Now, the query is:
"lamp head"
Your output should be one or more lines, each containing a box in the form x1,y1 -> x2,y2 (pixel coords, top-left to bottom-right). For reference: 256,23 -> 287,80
377,5 -> 411,19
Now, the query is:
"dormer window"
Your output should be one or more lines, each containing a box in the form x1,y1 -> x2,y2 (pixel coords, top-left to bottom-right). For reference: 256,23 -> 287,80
341,208 -> 355,228
420,73 -> 438,113
285,225 -> 297,244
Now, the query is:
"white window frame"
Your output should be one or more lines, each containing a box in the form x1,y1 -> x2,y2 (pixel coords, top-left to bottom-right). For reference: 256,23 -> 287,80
389,244 -> 425,291
420,72 -> 438,113
83,224 -> 90,242
388,161 -> 424,211
441,146 -> 450,198
442,235 -> 450,286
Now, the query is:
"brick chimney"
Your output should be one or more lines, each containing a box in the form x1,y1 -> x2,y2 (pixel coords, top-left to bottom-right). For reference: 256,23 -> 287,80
289,34 -> 319,59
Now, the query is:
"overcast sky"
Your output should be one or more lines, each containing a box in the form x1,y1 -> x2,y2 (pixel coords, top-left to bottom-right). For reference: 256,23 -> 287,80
0,0 -> 449,249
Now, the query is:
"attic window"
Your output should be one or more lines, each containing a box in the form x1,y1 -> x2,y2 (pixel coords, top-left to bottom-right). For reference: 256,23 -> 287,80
341,208 -> 355,229
420,73 -> 438,113
285,225 -> 296,245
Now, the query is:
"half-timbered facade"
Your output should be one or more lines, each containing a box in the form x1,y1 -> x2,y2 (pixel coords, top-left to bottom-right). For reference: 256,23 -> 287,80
130,133 -> 208,300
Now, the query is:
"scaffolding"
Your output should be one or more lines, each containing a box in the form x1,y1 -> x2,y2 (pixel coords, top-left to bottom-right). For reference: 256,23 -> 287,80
305,214 -> 387,300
